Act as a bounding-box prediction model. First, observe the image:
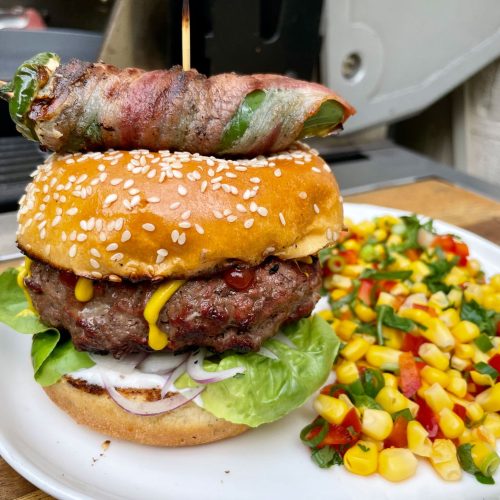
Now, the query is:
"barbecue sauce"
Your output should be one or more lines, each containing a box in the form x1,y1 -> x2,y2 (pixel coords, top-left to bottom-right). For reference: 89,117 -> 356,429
223,267 -> 255,291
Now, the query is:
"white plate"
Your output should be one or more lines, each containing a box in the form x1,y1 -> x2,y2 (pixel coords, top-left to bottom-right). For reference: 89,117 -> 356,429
1,203 -> 500,500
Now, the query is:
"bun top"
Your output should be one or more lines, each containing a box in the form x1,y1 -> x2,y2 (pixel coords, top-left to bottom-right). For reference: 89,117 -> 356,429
17,143 -> 343,281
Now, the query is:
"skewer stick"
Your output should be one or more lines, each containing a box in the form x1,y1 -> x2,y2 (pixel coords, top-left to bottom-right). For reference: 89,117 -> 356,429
182,0 -> 191,71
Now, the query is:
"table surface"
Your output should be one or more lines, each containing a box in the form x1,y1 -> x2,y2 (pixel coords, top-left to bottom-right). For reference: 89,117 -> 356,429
1,178 -> 499,500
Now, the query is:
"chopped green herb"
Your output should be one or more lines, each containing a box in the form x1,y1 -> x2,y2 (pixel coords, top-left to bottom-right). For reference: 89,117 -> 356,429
360,269 -> 412,281
361,368 -> 385,398
376,305 -> 416,333
311,446 -> 344,468
474,362 -> 499,380
474,334 -> 494,353
357,443 -> 369,452
461,300 -> 496,336
391,408 -> 414,421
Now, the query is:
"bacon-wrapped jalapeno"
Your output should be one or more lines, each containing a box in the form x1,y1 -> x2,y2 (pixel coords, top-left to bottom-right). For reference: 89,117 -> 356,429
0,52 -> 355,156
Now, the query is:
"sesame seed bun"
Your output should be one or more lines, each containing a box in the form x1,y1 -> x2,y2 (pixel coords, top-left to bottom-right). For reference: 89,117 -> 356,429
17,143 -> 342,280
45,376 -> 248,446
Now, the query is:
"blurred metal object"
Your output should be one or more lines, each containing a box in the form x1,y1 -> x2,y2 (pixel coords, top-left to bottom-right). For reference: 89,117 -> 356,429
321,0 -> 500,133
99,0 -> 169,69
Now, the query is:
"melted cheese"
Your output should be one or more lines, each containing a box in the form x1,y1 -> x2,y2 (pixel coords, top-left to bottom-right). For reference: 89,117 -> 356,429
144,280 -> 185,350
75,277 -> 94,302
17,257 -> 35,312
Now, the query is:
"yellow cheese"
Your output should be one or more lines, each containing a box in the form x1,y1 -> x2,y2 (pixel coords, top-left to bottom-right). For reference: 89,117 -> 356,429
75,277 -> 94,302
17,257 -> 35,312
144,280 -> 185,350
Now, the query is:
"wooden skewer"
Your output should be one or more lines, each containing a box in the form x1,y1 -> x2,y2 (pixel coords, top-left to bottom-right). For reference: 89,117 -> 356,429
182,0 -> 191,71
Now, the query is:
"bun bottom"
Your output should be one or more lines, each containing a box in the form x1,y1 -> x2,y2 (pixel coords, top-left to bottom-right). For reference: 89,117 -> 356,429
44,377 -> 248,447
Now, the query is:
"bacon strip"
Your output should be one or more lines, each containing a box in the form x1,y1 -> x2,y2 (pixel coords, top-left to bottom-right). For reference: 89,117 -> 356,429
29,59 -> 355,155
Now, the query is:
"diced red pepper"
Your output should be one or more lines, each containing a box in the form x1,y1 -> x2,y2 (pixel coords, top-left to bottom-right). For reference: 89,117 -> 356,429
405,248 -> 422,261
320,385 -> 347,398
413,303 -> 438,317
432,235 -> 455,252
310,424 -> 358,450
341,408 -> 362,435
453,404 -> 467,421
339,249 -> 358,265
415,360 -> 426,374
488,354 -> 500,377
358,279 -> 375,306
399,352 -> 422,398
415,396 -> 439,438
401,333 -> 427,357
454,241 -> 469,266
384,415 -> 409,448
378,280 -> 397,294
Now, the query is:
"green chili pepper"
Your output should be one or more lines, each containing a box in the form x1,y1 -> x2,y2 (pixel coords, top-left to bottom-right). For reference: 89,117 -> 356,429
299,100 -> 344,138
219,89 -> 266,151
5,52 -> 60,141
300,417 -> 329,448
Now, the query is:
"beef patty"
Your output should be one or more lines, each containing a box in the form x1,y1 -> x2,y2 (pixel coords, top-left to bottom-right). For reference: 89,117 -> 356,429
25,257 -> 321,357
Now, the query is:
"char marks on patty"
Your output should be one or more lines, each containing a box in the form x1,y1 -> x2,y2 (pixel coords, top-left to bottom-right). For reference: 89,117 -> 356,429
25,257 -> 321,357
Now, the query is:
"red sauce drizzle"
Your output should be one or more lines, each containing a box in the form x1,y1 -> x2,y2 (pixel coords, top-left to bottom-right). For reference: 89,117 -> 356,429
223,267 -> 255,291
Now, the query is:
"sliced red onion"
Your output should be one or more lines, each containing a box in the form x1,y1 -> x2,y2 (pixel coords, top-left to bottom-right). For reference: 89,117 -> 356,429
417,228 -> 435,248
101,373 -> 203,416
90,352 -> 147,375
258,346 -> 279,360
161,360 -> 189,398
274,332 -> 296,349
187,348 -> 245,384
138,352 -> 189,375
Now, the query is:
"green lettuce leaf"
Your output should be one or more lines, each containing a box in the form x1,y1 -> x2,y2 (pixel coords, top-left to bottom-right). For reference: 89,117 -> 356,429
0,267 -> 94,385
176,315 -> 339,427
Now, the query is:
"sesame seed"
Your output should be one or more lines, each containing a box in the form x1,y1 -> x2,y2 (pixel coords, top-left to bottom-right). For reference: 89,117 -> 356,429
181,210 -> 191,220
326,228 -> 333,240
129,188 -> 140,195
142,223 -> 155,232
178,232 -> 186,245
178,185 -> 188,196
111,178 -> 123,186
201,180 -> 208,193
40,228 -> 46,240
236,203 -> 247,213
313,204 -> 320,214
123,179 -> 134,189
104,194 -> 118,207
130,195 -> 141,207
170,201 -> 181,210
80,220 -> 88,231
226,172 -> 237,178
147,196 -> 160,203
223,209 -> 232,216
70,230 -> 77,241
179,221 -> 191,229
211,176 -> 223,184
299,192 -> 307,199
51,215 -> 61,227
227,215 -> 237,223
257,207 -> 268,217
312,167 -> 322,173
274,169 -> 282,177
121,230 -> 131,242
171,230 -> 180,243
90,248 -> 101,258
195,224 -> 204,234
106,243 -> 118,251
77,233 -> 87,242
213,210 -> 223,219
115,218 -> 124,231
157,248 -> 168,256
250,177 -> 261,184
279,212 -> 286,226
110,253 -> 124,262
244,218 -> 254,229
69,244 -> 77,258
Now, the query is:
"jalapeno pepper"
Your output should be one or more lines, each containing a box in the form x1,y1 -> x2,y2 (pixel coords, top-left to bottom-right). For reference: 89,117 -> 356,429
1,52 -> 60,141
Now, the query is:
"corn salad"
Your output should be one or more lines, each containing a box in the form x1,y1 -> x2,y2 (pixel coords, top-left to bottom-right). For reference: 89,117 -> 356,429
301,214 -> 500,484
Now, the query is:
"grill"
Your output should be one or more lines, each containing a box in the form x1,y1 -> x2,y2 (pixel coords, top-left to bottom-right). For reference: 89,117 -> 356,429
0,136 -> 46,212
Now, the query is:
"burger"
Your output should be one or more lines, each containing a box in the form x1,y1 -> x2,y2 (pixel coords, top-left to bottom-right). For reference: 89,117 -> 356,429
0,53 -> 353,447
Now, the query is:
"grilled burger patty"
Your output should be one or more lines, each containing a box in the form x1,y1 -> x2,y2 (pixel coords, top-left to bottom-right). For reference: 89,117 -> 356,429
25,257 -> 321,356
